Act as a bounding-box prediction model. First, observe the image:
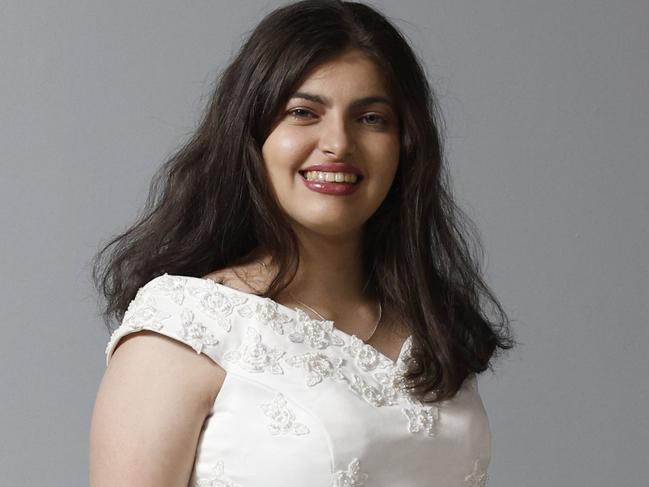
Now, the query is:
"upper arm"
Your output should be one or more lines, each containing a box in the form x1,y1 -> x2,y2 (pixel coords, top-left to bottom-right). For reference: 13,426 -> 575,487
89,331 -> 226,487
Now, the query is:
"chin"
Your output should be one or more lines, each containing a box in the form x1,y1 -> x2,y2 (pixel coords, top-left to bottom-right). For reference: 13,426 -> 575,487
290,217 -> 364,239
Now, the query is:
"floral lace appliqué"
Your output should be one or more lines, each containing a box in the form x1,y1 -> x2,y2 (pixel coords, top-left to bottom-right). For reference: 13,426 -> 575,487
223,327 -> 285,374
347,373 -> 399,407
151,273 -> 188,306
245,298 -> 295,335
401,404 -> 440,437
288,308 -> 345,349
105,288 -> 173,357
332,457 -> 368,486
464,458 -> 489,487
338,335 -> 416,408
342,335 -> 392,372
177,308 -> 220,354
196,459 -> 241,487
285,351 -> 347,386
259,392 -> 310,436
122,291 -> 170,332
187,278 -> 249,332
373,365 -> 410,401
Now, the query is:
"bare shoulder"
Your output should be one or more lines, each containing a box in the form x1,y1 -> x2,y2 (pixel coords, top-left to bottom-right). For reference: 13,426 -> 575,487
202,263 -> 268,294
108,330 -> 226,408
90,331 -> 226,485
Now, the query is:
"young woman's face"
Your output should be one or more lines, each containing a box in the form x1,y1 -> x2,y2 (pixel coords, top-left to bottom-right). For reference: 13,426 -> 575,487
261,49 -> 400,238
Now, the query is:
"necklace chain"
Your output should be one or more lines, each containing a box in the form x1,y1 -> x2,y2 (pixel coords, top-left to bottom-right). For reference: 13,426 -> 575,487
257,260 -> 382,343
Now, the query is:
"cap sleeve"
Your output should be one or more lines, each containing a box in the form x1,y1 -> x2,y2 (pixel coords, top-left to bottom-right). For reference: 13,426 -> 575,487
104,274 -> 248,369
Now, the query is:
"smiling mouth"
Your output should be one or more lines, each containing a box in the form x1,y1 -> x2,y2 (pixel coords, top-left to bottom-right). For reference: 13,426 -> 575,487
298,170 -> 364,185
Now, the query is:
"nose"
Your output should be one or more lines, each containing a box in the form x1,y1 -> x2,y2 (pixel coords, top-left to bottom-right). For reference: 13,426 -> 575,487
318,114 -> 355,159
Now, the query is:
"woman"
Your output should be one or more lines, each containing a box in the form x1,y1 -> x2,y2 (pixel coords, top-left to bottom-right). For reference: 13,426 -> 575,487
90,0 -> 515,485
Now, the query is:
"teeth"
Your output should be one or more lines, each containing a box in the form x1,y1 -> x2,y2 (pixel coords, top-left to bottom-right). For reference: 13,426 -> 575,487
303,171 -> 359,184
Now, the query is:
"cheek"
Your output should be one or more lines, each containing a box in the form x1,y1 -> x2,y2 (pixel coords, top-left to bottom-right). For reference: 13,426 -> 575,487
262,127 -> 312,170
367,137 -> 400,178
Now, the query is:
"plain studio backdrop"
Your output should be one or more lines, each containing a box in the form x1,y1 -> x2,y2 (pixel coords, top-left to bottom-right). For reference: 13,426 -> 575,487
1,1 -> 647,485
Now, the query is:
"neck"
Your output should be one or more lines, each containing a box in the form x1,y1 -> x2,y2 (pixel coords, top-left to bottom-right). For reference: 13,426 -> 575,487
258,224 -> 375,322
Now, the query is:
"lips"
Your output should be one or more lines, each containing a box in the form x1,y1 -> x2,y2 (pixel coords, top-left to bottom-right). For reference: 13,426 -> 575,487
298,162 -> 364,179
298,171 -> 363,185
299,172 -> 362,195
296,162 -> 365,196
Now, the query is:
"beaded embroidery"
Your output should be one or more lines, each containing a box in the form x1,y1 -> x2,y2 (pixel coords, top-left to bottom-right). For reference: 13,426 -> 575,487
178,308 -> 220,354
223,327 -> 285,374
288,308 -> 346,349
252,298 -> 295,335
108,274 -> 420,407
342,335 -> 392,372
105,274 -> 492,485
259,392 -> 310,436
104,292 -> 171,357
401,404 -> 440,437
149,273 -> 187,306
332,458 -> 368,487
347,373 -> 398,407
122,292 -> 170,332
464,458 -> 489,487
285,351 -> 347,386
196,459 -> 241,487
187,278 -> 249,333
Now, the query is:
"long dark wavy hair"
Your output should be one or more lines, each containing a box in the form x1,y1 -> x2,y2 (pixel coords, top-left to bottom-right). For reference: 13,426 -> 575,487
92,0 -> 516,404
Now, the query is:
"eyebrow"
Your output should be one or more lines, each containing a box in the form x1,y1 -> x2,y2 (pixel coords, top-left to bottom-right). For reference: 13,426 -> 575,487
289,91 -> 395,111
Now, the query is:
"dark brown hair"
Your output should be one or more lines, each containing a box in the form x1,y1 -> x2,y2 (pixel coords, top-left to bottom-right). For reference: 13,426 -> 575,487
92,0 -> 516,403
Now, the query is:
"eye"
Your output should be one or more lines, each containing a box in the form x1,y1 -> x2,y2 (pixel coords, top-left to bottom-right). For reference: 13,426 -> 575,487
361,113 -> 388,126
287,108 -> 317,120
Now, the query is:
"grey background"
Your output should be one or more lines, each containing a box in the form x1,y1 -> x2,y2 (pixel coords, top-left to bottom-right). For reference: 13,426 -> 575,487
1,1 -> 647,485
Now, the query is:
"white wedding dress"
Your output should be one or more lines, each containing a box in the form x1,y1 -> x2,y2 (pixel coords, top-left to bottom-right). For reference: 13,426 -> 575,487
105,273 -> 491,486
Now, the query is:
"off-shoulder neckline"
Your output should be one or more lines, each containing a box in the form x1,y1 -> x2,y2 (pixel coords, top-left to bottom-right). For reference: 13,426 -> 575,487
156,273 -> 413,366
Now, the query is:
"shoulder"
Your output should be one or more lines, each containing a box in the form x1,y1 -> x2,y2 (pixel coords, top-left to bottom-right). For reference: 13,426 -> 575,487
202,263 -> 269,295
105,274 -> 252,412
104,270 -> 297,378
91,329 -> 224,484
106,329 -> 226,410
104,273 -> 250,404
104,272 -> 275,373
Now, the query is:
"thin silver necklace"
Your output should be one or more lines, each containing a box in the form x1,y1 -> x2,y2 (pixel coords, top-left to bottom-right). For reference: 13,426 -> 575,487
257,260 -> 382,343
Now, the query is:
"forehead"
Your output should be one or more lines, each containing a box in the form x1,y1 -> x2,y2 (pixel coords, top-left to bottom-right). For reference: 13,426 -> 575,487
294,50 -> 391,98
